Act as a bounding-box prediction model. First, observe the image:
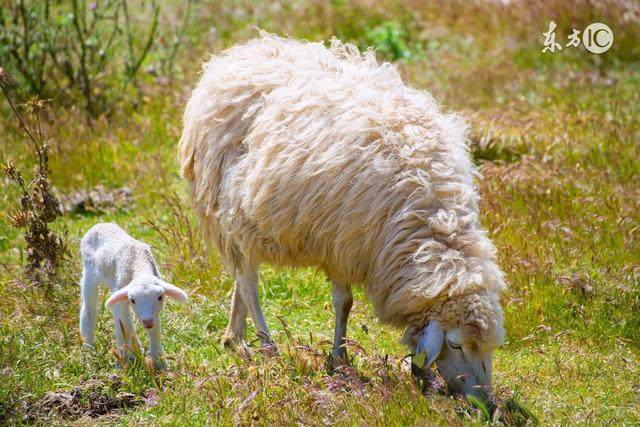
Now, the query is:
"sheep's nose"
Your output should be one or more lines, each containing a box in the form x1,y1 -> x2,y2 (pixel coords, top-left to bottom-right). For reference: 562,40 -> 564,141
142,319 -> 154,329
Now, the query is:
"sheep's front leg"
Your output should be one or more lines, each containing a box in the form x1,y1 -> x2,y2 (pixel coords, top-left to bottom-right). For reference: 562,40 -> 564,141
112,303 -> 141,367
222,285 -> 248,347
331,281 -> 353,363
236,266 -> 274,350
79,267 -> 99,350
146,321 -> 167,371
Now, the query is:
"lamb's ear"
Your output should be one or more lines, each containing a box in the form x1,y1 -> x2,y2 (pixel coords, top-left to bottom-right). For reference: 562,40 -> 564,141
105,287 -> 129,309
414,320 -> 444,367
161,281 -> 188,304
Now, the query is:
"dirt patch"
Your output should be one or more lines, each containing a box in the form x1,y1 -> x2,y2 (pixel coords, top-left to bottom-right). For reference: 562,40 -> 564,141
21,374 -> 142,423
57,185 -> 134,214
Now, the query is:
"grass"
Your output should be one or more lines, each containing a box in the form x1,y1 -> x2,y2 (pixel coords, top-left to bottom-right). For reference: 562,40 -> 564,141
1,0 -> 639,424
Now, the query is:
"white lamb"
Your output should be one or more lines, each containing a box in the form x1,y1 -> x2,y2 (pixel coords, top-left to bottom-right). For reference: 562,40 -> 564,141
179,34 -> 506,405
79,223 -> 188,370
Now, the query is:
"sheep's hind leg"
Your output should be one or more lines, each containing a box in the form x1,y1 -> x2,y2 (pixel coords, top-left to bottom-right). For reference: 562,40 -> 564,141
236,265 -> 276,352
222,285 -> 248,348
331,280 -> 353,365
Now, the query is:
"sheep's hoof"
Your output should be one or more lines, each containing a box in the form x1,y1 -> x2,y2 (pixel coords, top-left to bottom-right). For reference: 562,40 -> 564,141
258,341 -> 279,357
153,359 -> 168,372
329,352 -> 349,369
221,331 -> 245,349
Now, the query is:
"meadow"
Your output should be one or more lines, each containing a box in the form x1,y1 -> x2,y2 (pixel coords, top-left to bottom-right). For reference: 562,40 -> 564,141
0,0 -> 638,424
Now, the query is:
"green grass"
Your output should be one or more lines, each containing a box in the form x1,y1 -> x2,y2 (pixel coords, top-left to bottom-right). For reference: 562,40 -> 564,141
1,0 -> 639,424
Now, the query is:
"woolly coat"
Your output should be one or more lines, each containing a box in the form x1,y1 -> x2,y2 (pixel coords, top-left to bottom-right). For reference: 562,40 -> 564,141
179,34 -> 506,348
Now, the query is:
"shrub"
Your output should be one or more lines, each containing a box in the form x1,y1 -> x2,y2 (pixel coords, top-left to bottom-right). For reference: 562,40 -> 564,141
0,68 -> 66,289
365,21 -> 414,61
0,0 -> 192,117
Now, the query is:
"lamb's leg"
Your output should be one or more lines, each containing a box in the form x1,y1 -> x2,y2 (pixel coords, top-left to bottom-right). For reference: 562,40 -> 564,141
222,285 -> 248,347
331,281 -> 353,363
146,320 -> 166,371
79,267 -> 99,350
122,305 -> 143,356
236,266 -> 274,348
112,303 -> 141,367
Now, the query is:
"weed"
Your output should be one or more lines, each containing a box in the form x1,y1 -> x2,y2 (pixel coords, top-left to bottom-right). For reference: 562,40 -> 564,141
0,68 -> 66,288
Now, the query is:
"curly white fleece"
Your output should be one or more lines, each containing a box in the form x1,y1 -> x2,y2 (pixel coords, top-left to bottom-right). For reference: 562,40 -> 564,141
179,33 -> 506,347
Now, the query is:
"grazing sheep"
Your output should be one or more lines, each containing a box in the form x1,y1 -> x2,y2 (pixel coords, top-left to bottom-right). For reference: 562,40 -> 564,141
179,34 -> 506,403
79,223 -> 188,370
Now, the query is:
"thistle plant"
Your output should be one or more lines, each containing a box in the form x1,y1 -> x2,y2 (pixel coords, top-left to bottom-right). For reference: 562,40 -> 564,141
1,67 -> 66,288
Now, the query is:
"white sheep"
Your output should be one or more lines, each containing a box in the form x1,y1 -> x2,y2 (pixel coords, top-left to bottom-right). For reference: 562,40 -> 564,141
179,34 -> 506,404
79,223 -> 188,370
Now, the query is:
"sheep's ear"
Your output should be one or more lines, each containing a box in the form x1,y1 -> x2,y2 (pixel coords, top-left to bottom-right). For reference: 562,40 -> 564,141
161,281 -> 188,304
414,320 -> 444,368
105,287 -> 129,309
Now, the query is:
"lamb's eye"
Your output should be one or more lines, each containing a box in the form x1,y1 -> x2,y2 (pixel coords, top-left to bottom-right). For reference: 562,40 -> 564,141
447,340 -> 462,349
130,299 -> 135,304
158,295 -> 163,301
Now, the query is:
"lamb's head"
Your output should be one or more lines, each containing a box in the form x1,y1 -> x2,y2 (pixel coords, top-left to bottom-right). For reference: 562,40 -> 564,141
410,292 -> 504,407
106,274 -> 188,329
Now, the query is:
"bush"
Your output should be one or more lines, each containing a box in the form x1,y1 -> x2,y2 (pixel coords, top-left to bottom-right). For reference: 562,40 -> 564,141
0,68 -> 66,289
365,21 -> 415,61
0,0 -> 191,117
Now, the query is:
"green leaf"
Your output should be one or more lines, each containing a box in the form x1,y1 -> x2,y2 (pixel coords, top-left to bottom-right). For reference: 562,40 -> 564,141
412,351 -> 427,369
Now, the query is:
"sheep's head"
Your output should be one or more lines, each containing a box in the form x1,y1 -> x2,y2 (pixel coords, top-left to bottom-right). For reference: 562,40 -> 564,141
105,274 -> 188,329
410,294 -> 504,408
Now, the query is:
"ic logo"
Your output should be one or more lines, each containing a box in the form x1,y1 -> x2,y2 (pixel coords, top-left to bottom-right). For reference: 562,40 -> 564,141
582,23 -> 614,54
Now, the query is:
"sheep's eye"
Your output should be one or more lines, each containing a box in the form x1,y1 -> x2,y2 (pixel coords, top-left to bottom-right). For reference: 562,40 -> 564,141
130,299 -> 135,304
158,295 -> 163,301
447,340 -> 462,349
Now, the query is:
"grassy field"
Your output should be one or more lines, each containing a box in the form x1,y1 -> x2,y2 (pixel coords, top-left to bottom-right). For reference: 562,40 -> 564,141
1,0 -> 639,425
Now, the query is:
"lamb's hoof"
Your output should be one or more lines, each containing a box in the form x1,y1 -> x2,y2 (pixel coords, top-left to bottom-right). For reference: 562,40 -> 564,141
123,347 -> 144,365
82,343 -> 96,352
113,349 -> 138,369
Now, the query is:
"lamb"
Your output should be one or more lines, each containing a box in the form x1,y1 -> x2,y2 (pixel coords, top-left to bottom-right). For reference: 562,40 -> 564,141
178,34 -> 506,404
79,223 -> 188,370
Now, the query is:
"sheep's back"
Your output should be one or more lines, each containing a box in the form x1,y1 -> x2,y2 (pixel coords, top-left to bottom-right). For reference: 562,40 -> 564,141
180,35 -> 478,288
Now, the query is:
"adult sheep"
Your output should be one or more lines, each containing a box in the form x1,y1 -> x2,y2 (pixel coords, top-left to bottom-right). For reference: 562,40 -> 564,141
179,34 -> 506,405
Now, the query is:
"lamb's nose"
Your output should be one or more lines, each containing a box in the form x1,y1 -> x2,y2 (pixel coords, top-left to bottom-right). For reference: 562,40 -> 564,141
142,319 -> 154,329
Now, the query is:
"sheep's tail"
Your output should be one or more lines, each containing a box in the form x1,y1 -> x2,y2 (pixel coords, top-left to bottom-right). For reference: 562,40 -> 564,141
177,115 -> 197,184
179,37 -> 285,216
